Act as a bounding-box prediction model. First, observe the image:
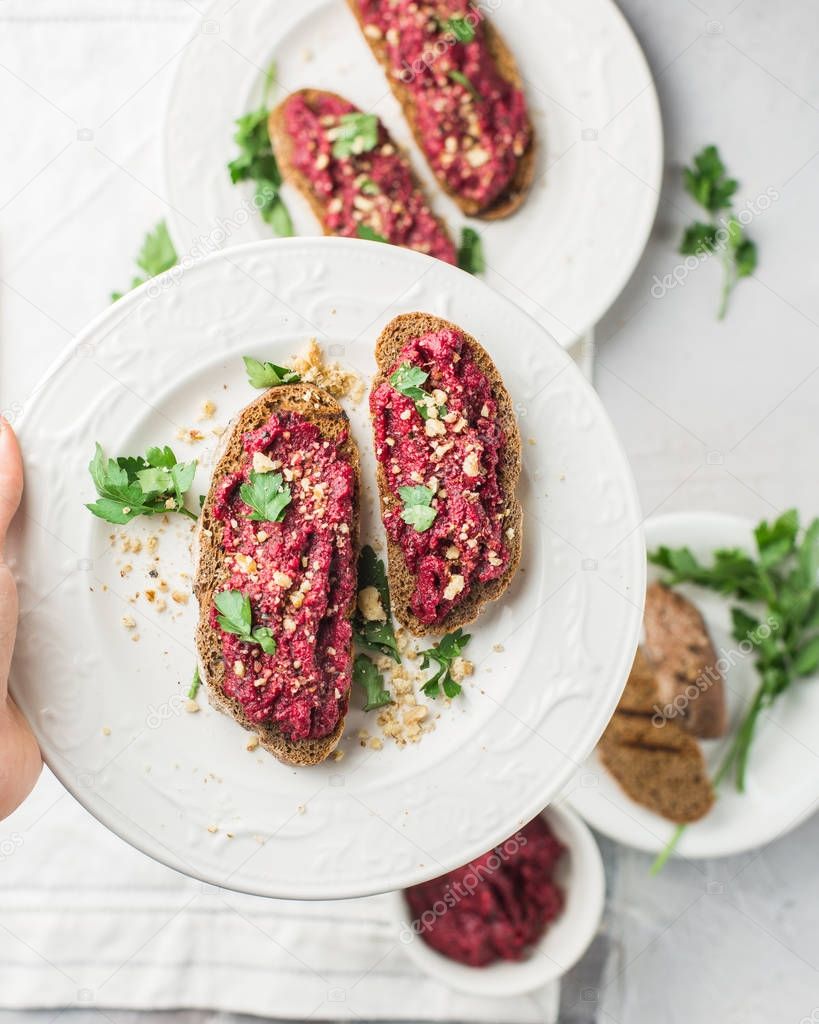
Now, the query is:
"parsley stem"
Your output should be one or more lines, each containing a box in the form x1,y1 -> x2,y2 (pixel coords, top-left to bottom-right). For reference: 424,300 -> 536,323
188,667 -> 201,700
717,251 -> 734,321
650,689 -> 763,874
649,825 -> 686,875
179,506 -> 199,521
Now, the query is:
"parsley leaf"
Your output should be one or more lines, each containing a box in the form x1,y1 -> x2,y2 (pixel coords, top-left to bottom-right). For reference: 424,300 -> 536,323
679,221 -> 719,257
421,628 -> 471,699
243,356 -> 300,389
390,362 -> 445,420
214,590 -> 277,654
214,590 -> 251,635
239,470 -> 292,523
399,485 -> 437,532
458,226 -> 485,275
188,666 -> 202,700
650,510 -> 819,872
359,178 -> 380,196
391,363 -> 429,400
251,627 -> 277,655
446,17 -> 476,43
354,654 -> 393,711
448,70 -> 480,101
683,145 -> 738,213
111,221 -> 178,302
354,545 -> 400,662
679,145 -> 756,319
357,224 -> 388,243
331,112 -> 379,159
86,443 -> 198,524
734,236 -> 758,278
228,62 -> 293,237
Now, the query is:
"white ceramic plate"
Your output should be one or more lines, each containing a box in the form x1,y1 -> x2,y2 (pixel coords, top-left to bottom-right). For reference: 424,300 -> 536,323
387,803 -> 605,997
8,237 -> 644,899
162,0 -> 663,348
568,512 -> 819,860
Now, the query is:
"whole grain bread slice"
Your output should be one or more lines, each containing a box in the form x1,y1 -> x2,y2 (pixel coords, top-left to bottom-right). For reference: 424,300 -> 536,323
598,648 -> 715,824
268,88 -> 455,250
643,581 -> 727,739
193,383 -> 359,767
372,312 -> 522,637
345,1 -> 535,220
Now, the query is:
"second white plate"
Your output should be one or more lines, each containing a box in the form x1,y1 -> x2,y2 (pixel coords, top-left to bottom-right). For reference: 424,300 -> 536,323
568,512 -> 819,860
162,0 -> 663,348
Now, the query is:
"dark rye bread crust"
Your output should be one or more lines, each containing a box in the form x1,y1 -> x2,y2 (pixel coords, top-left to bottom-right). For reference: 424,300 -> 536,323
598,649 -> 715,824
193,384 -> 360,767
345,2 -> 536,219
268,88 -> 455,250
372,312 -> 522,637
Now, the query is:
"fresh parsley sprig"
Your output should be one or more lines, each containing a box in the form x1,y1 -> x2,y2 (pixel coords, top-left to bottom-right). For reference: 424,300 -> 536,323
679,145 -> 757,320
331,112 -> 379,159
391,363 -> 428,400
421,629 -> 471,699
239,470 -> 292,523
458,227 -> 485,275
228,62 -> 293,237
86,443 -> 198,524
649,509 -> 819,873
243,356 -> 300,389
354,654 -> 393,711
389,363 -> 445,420
214,590 -> 277,654
399,485 -> 438,533
111,221 -> 178,303
354,545 -> 400,662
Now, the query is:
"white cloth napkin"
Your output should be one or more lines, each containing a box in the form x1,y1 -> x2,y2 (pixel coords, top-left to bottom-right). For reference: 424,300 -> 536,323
0,2 -> 592,1019
0,769 -> 559,1022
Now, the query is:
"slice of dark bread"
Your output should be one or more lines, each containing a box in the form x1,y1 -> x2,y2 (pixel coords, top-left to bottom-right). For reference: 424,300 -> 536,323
193,384 -> 359,767
371,312 -> 522,636
643,581 -> 727,739
598,648 -> 715,824
268,88 -> 455,252
345,2 -> 536,220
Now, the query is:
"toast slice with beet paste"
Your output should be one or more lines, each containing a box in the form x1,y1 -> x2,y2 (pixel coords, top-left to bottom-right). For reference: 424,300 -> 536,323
370,313 -> 522,636
194,384 -> 359,766
269,88 -> 457,264
346,0 -> 536,220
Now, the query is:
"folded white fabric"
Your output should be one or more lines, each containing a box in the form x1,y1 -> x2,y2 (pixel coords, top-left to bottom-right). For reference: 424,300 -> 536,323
0,770 -> 557,1022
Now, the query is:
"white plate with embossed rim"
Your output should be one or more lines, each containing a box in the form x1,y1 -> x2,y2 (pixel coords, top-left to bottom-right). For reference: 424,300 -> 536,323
8,237 -> 643,900
162,0 -> 663,349
567,512 -> 819,861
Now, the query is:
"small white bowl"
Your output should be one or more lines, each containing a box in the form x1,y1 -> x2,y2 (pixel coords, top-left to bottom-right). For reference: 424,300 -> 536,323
386,803 -> 605,997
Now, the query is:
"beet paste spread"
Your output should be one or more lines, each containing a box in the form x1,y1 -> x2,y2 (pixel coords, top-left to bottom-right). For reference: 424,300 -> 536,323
404,817 -> 565,967
354,0 -> 532,209
282,92 -> 456,264
371,327 -> 511,626
211,412 -> 356,741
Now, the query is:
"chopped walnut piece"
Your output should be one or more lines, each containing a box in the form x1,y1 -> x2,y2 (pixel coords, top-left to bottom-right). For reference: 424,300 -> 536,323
290,338 -> 365,403
358,586 -> 386,622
